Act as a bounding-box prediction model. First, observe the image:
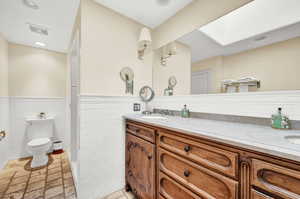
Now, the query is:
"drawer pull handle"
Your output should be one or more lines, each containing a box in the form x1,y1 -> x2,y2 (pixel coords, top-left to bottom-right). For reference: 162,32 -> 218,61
184,145 -> 191,152
135,129 -> 140,133
184,170 -> 191,177
148,154 -> 153,160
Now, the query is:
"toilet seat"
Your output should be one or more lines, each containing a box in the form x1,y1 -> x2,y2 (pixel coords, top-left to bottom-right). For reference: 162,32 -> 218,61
28,138 -> 50,148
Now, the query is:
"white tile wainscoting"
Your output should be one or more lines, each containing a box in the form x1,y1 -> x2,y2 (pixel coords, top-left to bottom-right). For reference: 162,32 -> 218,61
150,91 -> 300,120
9,97 -> 68,159
0,96 -> 10,169
79,91 -> 300,198
79,95 -> 143,199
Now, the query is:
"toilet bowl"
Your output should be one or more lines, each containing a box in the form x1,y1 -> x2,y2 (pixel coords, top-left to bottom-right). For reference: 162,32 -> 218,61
27,138 -> 51,168
26,116 -> 54,168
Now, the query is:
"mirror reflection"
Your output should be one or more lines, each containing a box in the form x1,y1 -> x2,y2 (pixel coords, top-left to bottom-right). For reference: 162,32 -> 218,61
153,0 -> 300,96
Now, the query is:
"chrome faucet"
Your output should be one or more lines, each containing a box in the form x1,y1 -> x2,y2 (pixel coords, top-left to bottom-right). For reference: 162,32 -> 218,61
158,109 -> 174,116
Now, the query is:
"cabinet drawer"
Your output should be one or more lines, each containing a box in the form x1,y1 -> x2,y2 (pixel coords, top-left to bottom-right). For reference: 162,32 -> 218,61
251,190 -> 274,199
126,122 -> 156,143
158,148 -> 238,199
252,159 -> 300,199
159,172 -> 202,199
158,131 -> 238,178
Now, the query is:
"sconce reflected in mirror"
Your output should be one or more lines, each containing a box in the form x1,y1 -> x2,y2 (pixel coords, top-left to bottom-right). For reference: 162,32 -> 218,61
161,42 -> 177,66
164,76 -> 177,96
138,27 -> 152,60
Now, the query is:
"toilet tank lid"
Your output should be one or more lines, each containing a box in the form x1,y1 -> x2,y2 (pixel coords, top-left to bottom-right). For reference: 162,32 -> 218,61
28,138 -> 50,147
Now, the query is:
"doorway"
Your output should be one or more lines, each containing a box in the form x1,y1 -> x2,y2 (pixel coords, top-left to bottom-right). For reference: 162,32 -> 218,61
68,30 -> 80,189
191,70 -> 212,94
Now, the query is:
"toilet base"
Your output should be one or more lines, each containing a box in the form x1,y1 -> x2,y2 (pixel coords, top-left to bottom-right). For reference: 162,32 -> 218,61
31,153 -> 49,168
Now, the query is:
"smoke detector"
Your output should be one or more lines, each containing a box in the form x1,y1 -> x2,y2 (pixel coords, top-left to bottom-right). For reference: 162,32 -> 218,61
23,0 -> 39,9
27,23 -> 49,36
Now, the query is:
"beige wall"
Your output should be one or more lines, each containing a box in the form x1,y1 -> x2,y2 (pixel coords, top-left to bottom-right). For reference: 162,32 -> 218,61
80,0 -> 253,95
8,43 -> 67,97
80,0 -> 152,96
153,0 -> 252,49
192,37 -> 300,92
0,34 -> 8,97
153,42 -> 191,96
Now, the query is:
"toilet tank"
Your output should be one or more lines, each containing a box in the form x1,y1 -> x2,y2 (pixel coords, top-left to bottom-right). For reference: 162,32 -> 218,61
26,116 -> 54,141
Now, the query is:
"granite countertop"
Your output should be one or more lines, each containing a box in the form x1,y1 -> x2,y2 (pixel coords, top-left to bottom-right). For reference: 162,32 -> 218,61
123,114 -> 300,162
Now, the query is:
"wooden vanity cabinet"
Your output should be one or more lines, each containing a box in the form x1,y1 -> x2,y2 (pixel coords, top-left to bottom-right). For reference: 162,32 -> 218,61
125,120 -> 300,199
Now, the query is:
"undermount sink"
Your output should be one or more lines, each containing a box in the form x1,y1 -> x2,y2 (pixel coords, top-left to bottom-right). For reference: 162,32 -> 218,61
285,135 -> 300,145
141,115 -> 168,120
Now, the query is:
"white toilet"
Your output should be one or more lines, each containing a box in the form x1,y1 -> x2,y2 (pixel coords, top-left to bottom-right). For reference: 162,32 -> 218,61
26,116 -> 54,168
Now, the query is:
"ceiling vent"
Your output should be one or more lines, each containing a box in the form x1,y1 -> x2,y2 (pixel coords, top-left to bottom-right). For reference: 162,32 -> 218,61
23,0 -> 39,9
254,36 -> 267,42
28,23 -> 49,35
156,0 -> 171,6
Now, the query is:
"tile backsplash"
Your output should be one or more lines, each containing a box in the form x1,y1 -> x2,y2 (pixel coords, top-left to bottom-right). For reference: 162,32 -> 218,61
150,91 -> 300,120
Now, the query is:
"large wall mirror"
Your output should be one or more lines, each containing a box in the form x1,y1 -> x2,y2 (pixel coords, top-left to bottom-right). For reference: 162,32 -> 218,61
152,0 -> 300,96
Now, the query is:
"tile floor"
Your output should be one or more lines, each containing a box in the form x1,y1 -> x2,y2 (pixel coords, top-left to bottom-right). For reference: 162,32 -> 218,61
101,189 -> 135,199
0,152 -> 76,199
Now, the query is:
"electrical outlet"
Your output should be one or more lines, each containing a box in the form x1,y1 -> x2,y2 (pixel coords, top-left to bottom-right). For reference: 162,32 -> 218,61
133,103 -> 141,112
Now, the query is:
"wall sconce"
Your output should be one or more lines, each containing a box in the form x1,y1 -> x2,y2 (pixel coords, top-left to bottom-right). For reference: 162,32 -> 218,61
120,67 -> 134,95
138,27 -> 152,60
161,42 -> 177,66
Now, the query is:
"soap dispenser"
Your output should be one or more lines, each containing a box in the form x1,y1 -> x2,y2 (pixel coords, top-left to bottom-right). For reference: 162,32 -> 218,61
271,107 -> 291,129
181,105 -> 190,118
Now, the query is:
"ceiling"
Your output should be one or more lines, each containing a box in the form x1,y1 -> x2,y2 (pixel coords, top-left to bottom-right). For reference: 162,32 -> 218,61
93,0 -> 194,28
0,0 -> 80,53
200,0 -> 300,46
179,0 -> 300,63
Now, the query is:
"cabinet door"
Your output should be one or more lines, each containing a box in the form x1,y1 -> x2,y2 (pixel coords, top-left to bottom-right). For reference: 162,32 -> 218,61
158,148 -> 238,199
252,159 -> 300,199
126,133 -> 155,199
